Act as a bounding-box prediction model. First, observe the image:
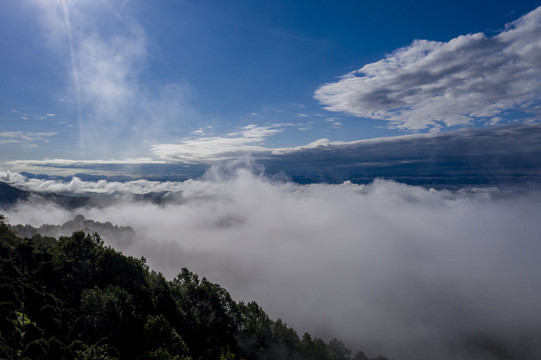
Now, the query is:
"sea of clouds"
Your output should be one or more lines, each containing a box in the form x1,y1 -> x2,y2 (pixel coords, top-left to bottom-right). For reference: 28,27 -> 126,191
2,165 -> 541,359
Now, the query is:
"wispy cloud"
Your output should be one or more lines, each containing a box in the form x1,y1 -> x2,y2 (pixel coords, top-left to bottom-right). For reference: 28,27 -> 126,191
315,6 -> 541,130
6,157 -> 165,167
270,138 -> 346,155
16,112 -> 58,121
325,118 -> 342,127
152,124 -> 283,162
0,131 -> 56,144
31,0 -> 193,156
191,128 -> 206,136
290,103 -> 306,109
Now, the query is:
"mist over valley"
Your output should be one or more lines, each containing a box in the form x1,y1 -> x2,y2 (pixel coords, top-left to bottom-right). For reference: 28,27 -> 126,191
2,163 -> 541,359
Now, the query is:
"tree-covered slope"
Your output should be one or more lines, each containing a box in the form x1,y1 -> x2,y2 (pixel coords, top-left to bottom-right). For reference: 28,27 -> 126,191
0,215 -> 387,360
8,215 -> 136,245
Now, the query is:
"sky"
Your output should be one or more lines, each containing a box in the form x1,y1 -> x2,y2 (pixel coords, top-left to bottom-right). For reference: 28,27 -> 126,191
1,0 -> 541,177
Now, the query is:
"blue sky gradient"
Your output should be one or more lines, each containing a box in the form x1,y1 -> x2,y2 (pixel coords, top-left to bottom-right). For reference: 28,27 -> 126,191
1,0 -> 541,176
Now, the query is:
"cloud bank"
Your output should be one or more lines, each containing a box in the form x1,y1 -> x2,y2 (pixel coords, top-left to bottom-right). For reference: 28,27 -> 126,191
315,6 -> 541,130
262,123 -> 541,185
5,123 -> 541,186
2,166 -> 541,360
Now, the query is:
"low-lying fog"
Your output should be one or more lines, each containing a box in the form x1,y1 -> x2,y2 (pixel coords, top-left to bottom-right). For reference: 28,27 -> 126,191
2,165 -> 541,360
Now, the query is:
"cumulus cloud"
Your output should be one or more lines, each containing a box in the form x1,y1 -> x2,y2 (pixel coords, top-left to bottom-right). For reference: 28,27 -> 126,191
0,170 -> 27,184
2,166 -> 541,360
315,7 -> 541,130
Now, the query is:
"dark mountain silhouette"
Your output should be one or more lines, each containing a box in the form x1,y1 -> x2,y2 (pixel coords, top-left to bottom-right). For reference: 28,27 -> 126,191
0,182 -> 103,210
0,182 -> 30,206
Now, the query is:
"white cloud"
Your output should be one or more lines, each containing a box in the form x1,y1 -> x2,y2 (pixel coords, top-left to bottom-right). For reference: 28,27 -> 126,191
152,138 -> 268,163
271,138 -> 342,154
11,112 -> 59,121
152,124 -> 283,162
232,124 -> 282,138
0,170 -> 184,195
191,128 -> 205,136
0,131 -> 56,144
315,6 -> 541,130
0,170 -> 27,184
2,157 -> 168,177
31,0 -> 193,155
5,157 -> 165,167
325,117 -> 342,127
3,167 -> 541,359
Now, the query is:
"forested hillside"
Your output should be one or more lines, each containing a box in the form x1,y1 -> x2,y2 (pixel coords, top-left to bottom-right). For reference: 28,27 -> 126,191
8,215 -> 136,245
0,215 -> 388,360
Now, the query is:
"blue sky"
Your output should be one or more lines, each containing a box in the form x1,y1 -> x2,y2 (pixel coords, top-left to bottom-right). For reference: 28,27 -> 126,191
1,0 -> 541,175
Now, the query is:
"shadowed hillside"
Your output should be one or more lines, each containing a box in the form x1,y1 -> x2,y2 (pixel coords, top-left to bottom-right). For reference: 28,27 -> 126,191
0,182 -> 91,210
0,214 -> 387,360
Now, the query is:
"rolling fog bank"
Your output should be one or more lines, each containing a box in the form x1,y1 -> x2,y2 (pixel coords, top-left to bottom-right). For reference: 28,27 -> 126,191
2,166 -> 541,359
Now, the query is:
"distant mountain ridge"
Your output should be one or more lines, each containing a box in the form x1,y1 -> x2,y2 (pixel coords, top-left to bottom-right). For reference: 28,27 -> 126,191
0,181 -> 91,209
0,181 -> 29,206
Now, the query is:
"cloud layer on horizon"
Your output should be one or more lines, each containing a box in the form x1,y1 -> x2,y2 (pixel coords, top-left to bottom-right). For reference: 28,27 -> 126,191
151,124 -> 285,163
5,123 -> 541,183
315,6 -> 541,130
2,166 -> 541,360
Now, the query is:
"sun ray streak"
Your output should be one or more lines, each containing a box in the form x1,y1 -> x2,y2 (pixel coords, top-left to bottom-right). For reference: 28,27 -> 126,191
60,0 -> 84,152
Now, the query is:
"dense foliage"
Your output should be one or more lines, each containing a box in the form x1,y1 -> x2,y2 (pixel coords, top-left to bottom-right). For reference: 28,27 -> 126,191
0,215 -> 388,360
